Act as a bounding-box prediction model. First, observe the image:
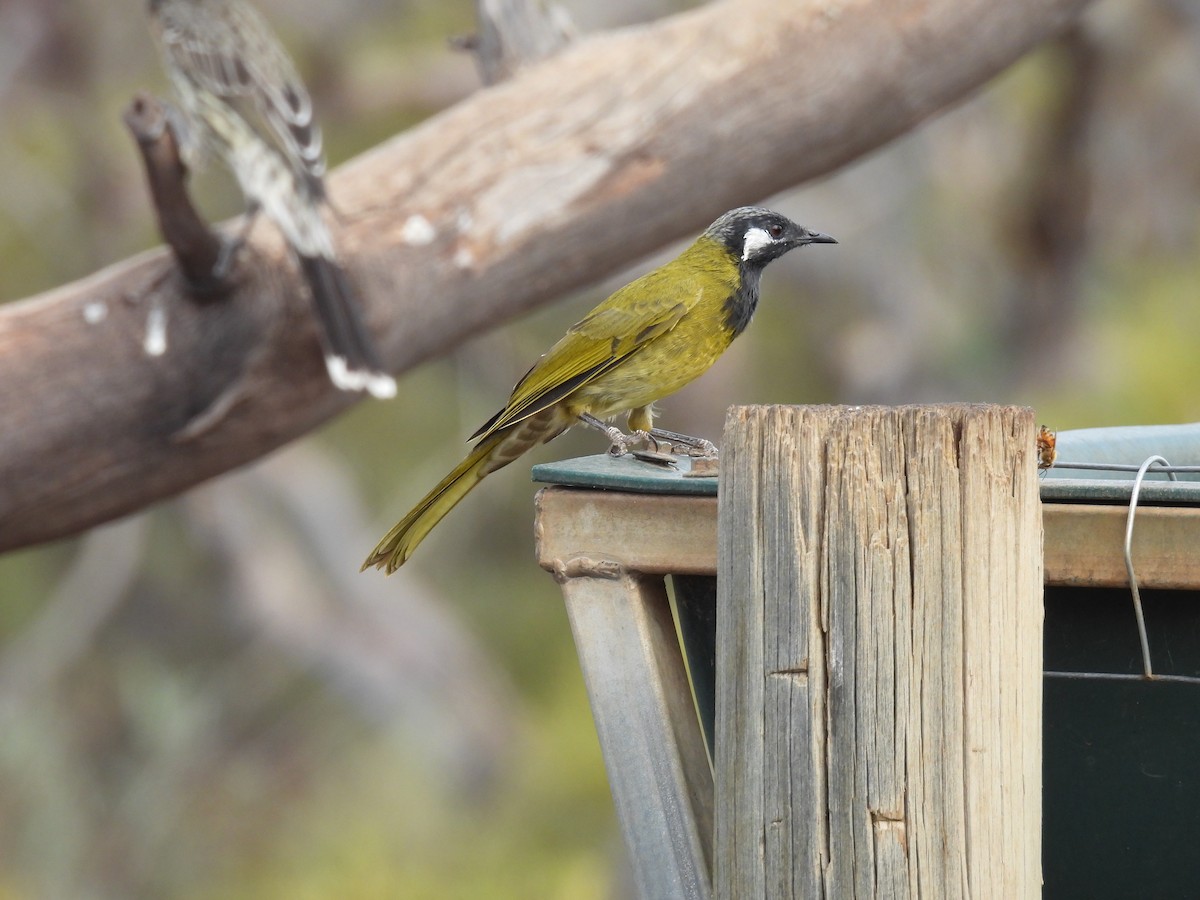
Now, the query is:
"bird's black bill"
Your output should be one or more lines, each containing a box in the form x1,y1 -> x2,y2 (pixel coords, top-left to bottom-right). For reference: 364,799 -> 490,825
802,230 -> 837,245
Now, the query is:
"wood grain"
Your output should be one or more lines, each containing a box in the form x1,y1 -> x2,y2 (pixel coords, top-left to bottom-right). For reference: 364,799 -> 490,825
715,405 -> 1043,899
1043,504 -> 1200,588
539,543 -> 714,898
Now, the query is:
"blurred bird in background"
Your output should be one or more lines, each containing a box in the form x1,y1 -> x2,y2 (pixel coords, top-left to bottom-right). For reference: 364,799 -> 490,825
148,0 -> 396,398
364,206 -> 835,573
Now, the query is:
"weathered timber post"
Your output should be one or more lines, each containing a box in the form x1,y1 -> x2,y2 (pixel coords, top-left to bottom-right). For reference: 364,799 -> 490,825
715,404 -> 1042,899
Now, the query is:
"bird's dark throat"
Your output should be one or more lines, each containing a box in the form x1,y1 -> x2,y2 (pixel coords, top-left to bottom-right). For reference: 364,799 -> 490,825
722,265 -> 763,339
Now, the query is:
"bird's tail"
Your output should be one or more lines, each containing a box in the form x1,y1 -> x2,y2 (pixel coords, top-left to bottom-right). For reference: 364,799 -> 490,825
363,430 -> 516,574
296,252 -> 397,399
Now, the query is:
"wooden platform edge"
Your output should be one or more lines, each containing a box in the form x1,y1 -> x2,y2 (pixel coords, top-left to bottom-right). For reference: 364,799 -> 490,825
536,486 -> 1200,590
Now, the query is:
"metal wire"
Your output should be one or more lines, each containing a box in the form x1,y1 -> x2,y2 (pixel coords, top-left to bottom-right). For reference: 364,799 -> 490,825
1044,670 -> 1200,685
1126,456 -> 1171,677
1051,460 -> 1192,478
1042,454 -> 1200,687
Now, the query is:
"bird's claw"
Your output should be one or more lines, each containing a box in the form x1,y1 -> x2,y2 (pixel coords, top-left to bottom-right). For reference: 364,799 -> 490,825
605,426 -> 633,457
608,428 -> 678,461
605,426 -> 718,464
210,204 -> 261,281
211,236 -> 243,281
648,428 -> 719,459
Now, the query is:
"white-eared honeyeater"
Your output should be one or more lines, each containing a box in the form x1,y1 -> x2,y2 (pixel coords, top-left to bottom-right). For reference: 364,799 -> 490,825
148,0 -> 396,398
364,207 -> 835,573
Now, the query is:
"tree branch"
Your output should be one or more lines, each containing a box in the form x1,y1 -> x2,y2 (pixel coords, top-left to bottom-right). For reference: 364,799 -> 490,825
0,0 -> 1092,554
123,92 -> 227,294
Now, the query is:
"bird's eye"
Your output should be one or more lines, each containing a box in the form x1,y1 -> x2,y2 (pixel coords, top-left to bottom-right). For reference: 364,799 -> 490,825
768,223 -> 784,238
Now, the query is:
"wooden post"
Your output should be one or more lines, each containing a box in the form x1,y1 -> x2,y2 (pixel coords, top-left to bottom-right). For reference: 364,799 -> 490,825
554,568 -> 714,900
714,404 -> 1042,899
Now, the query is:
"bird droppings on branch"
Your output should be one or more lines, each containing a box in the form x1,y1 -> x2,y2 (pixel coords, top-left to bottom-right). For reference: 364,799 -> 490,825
400,214 -> 438,246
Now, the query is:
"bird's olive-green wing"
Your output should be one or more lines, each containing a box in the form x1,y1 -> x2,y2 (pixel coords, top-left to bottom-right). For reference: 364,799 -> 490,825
470,267 -> 701,441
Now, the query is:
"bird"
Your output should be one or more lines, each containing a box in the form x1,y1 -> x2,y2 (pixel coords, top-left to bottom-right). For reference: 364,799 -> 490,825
147,0 -> 396,399
363,206 -> 835,574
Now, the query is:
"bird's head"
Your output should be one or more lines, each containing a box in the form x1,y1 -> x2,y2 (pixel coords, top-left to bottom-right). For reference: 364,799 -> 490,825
705,207 -> 836,269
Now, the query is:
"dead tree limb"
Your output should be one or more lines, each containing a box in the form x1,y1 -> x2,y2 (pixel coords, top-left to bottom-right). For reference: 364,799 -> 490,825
123,92 -> 226,295
0,0 -> 1093,554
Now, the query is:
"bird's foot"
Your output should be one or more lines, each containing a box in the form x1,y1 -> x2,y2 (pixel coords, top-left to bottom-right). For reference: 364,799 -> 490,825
210,204 -> 262,281
578,414 -> 709,466
601,424 -> 717,467
648,427 -> 719,459
600,426 -> 680,465
603,426 -> 651,457
211,236 -> 243,281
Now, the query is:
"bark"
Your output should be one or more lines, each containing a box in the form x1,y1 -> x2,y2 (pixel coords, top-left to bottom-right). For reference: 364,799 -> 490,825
0,0 -> 1093,553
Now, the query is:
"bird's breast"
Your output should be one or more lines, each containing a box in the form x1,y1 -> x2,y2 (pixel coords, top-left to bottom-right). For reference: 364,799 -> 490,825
569,304 -> 737,419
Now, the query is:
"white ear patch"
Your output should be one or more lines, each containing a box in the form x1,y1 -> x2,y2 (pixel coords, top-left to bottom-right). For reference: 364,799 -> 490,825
741,226 -> 773,261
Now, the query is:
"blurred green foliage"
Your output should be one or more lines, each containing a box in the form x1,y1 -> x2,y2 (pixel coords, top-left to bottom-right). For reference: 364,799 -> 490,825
2,0 -> 1200,897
